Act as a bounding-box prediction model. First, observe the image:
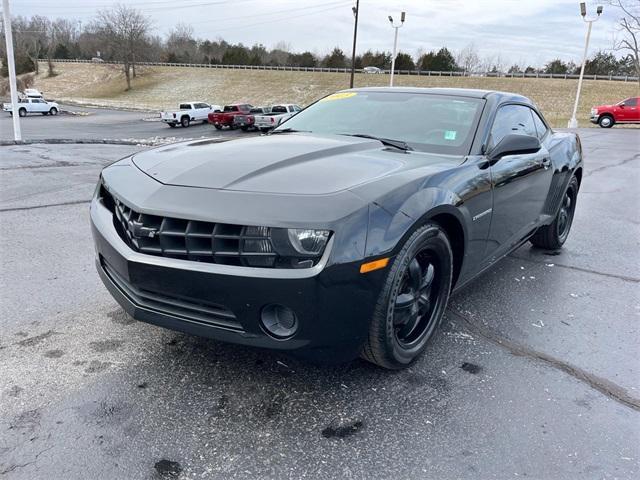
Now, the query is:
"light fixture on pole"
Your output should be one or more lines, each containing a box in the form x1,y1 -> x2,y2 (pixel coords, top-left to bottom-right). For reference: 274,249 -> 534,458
568,2 -> 603,128
2,0 -> 22,141
388,11 -> 406,87
349,0 -> 360,89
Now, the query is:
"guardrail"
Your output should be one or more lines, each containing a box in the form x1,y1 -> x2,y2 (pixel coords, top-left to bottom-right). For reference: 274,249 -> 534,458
43,59 -> 639,82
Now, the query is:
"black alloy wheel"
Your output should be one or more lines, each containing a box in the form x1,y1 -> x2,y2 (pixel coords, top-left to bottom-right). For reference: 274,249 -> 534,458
362,223 -> 453,369
530,175 -> 579,249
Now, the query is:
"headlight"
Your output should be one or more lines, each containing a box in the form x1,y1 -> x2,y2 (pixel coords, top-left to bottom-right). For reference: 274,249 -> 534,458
287,229 -> 330,255
591,108 -> 598,115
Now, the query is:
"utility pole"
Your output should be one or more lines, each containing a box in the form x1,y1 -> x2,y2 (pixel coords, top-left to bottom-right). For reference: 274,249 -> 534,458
2,0 -> 22,141
349,0 -> 360,89
388,11 -> 405,87
568,2 -> 603,129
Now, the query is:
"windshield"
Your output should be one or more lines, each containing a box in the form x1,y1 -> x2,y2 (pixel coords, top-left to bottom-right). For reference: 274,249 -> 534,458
276,91 -> 484,155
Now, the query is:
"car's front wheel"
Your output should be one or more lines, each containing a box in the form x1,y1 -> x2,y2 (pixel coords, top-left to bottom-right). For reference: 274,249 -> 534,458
598,115 -> 614,128
49,107 -> 58,116
362,223 -> 453,369
530,176 -> 579,249
18,108 -> 27,117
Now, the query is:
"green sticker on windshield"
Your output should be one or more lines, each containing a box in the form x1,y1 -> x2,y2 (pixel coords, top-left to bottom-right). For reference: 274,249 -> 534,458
444,130 -> 457,141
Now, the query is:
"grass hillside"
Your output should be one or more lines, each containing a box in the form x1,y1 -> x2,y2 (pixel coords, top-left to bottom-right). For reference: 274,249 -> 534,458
32,61 -> 640,127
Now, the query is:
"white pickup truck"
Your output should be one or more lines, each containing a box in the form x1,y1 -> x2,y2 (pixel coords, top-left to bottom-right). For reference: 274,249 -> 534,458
253,104 -> 302,132
160,102 -> 221,128
3,98 -> 60,117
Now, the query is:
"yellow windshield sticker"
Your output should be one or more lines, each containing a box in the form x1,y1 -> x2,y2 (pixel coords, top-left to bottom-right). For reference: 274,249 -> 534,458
320,92 -> 357,102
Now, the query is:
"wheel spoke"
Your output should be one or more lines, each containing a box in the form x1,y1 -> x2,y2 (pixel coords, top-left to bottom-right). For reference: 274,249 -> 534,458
398,309 -> 421,339
408,258 -> 422,292
419,263 -> 435,296
394,293 -> 416,326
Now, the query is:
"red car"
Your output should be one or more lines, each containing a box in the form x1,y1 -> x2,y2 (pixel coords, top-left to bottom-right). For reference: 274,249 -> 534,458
590,96 -> 640,128
208,103 -> 253,130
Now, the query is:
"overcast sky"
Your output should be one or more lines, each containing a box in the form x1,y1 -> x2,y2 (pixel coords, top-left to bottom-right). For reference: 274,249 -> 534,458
12,0 -> 621,67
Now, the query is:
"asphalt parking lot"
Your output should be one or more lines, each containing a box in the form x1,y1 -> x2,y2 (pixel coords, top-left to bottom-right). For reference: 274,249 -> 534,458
0,118 -> 639,478
0,104 -> 247,142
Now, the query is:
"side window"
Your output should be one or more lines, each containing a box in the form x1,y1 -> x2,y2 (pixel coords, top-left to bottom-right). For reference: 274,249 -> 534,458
530,110 -> 548,140
624,98 -> 637,107
490,104 -> 537,147
195,103 -> 208,109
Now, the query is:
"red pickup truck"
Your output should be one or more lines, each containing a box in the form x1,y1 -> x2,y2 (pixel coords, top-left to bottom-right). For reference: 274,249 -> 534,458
208,103 -> 253,130
590,97 -> 639,128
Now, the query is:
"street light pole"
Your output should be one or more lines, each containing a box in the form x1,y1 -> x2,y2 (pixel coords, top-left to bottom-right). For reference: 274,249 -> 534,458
568,2 -> 603,129
388,12 -> 405,87
2,0 -> 22,141
349,0 -> 360,89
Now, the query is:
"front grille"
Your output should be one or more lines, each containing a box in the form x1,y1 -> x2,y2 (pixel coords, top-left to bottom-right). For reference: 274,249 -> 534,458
101,259 -> 243,331
101,186 -> 277,268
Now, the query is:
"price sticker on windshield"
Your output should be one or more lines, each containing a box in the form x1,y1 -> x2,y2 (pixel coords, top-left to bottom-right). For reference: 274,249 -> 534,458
320,92 -> 358,102
444,130 -> 457,141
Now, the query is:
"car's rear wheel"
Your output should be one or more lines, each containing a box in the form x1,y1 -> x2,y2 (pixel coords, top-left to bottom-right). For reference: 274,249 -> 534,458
598,115 -> 614,128
361,223 -> 453,369
530,176 -> 579,250
49,107 -> 58,116
181,116 -> 190,128
214,124 -> 222,130
18,108 -> 27,117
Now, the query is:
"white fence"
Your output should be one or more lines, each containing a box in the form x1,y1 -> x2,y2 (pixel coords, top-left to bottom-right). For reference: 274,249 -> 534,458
45,59 -> 639,82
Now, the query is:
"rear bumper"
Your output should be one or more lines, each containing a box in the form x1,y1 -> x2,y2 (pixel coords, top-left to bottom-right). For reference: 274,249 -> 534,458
90,197 -> 386,361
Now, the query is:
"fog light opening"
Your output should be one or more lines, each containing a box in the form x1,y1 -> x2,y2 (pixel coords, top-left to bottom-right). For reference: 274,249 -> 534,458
260,304 -> 298,339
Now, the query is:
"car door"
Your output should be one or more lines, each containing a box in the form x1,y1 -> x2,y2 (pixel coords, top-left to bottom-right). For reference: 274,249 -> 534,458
34,99 -> 48,113
485,104 -> 554,258
194,103 -> 208,120
618,97 -> 638,122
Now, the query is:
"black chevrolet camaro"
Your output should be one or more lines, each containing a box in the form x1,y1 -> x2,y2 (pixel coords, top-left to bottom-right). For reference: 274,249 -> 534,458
91,87 -> 582,369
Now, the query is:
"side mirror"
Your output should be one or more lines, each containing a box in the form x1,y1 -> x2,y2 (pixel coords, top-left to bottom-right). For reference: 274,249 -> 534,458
619,102 -> 626,108
488,134 -> 541,161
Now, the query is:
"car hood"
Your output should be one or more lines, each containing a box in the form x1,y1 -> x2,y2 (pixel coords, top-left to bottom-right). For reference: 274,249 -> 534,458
131,134 -> 442,195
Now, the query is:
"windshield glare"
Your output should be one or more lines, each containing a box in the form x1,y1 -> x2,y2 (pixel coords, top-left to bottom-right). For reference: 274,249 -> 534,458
276,91 -> 484,155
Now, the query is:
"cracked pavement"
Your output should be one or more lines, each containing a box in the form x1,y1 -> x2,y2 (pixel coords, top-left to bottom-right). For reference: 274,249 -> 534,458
0,121 -> 638,479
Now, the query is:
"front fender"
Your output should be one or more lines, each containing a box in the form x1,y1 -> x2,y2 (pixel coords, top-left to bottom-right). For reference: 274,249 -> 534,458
365,186 -> 469,258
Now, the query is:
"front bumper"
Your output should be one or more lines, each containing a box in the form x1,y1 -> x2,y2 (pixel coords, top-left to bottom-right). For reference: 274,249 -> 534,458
590,114 -> 599,124
90,197 -> 386,361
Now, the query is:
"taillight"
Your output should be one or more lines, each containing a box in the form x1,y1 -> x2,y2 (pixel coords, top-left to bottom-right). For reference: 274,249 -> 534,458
271,117 -> 274,123
173,113 -> 176,118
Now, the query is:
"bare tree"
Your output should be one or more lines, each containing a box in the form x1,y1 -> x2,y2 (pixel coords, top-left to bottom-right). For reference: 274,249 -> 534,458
457,43 -> 481,74
97,4 -> 152,90
606,0 -> 640,84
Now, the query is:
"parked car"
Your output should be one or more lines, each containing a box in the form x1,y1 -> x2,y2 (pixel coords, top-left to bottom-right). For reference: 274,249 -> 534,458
590,97 -> 639,128
91,87 -> 582,369
254,104 -> 302,132
3,98 -> 59,117
208,103 -> 253,130
160,102 -> 221,128
363,66 -> 383,74
233,107 -> 269,131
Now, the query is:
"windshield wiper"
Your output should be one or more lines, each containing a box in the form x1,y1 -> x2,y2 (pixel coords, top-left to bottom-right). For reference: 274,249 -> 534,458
269,128 -> 309,135
340,133 -> 413,151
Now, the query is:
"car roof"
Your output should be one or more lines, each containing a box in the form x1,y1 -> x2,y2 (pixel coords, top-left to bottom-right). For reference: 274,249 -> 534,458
347,86 -> 532,104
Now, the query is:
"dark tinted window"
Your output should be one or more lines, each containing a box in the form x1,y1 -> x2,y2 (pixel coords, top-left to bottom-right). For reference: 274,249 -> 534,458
623,97 -> 637,106
224,105 -> 239,112
490,104 -> 537,146
179,104 -> 192,110
194,103 -> 208,109
530,110 -> 548,140
271,106 -> 287,113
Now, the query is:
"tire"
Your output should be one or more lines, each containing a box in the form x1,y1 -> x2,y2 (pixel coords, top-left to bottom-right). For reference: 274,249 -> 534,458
260,128 -> 270,133
598,115 -> 614,128
181,116 -> 190,128
18,108 -> 27,117
240,126 -> 249,131
42,112 -> 48,115
530,176 -> 579,250
361,223 -> 453,369
214,124 -> 222,130
49,107 -> 58,116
